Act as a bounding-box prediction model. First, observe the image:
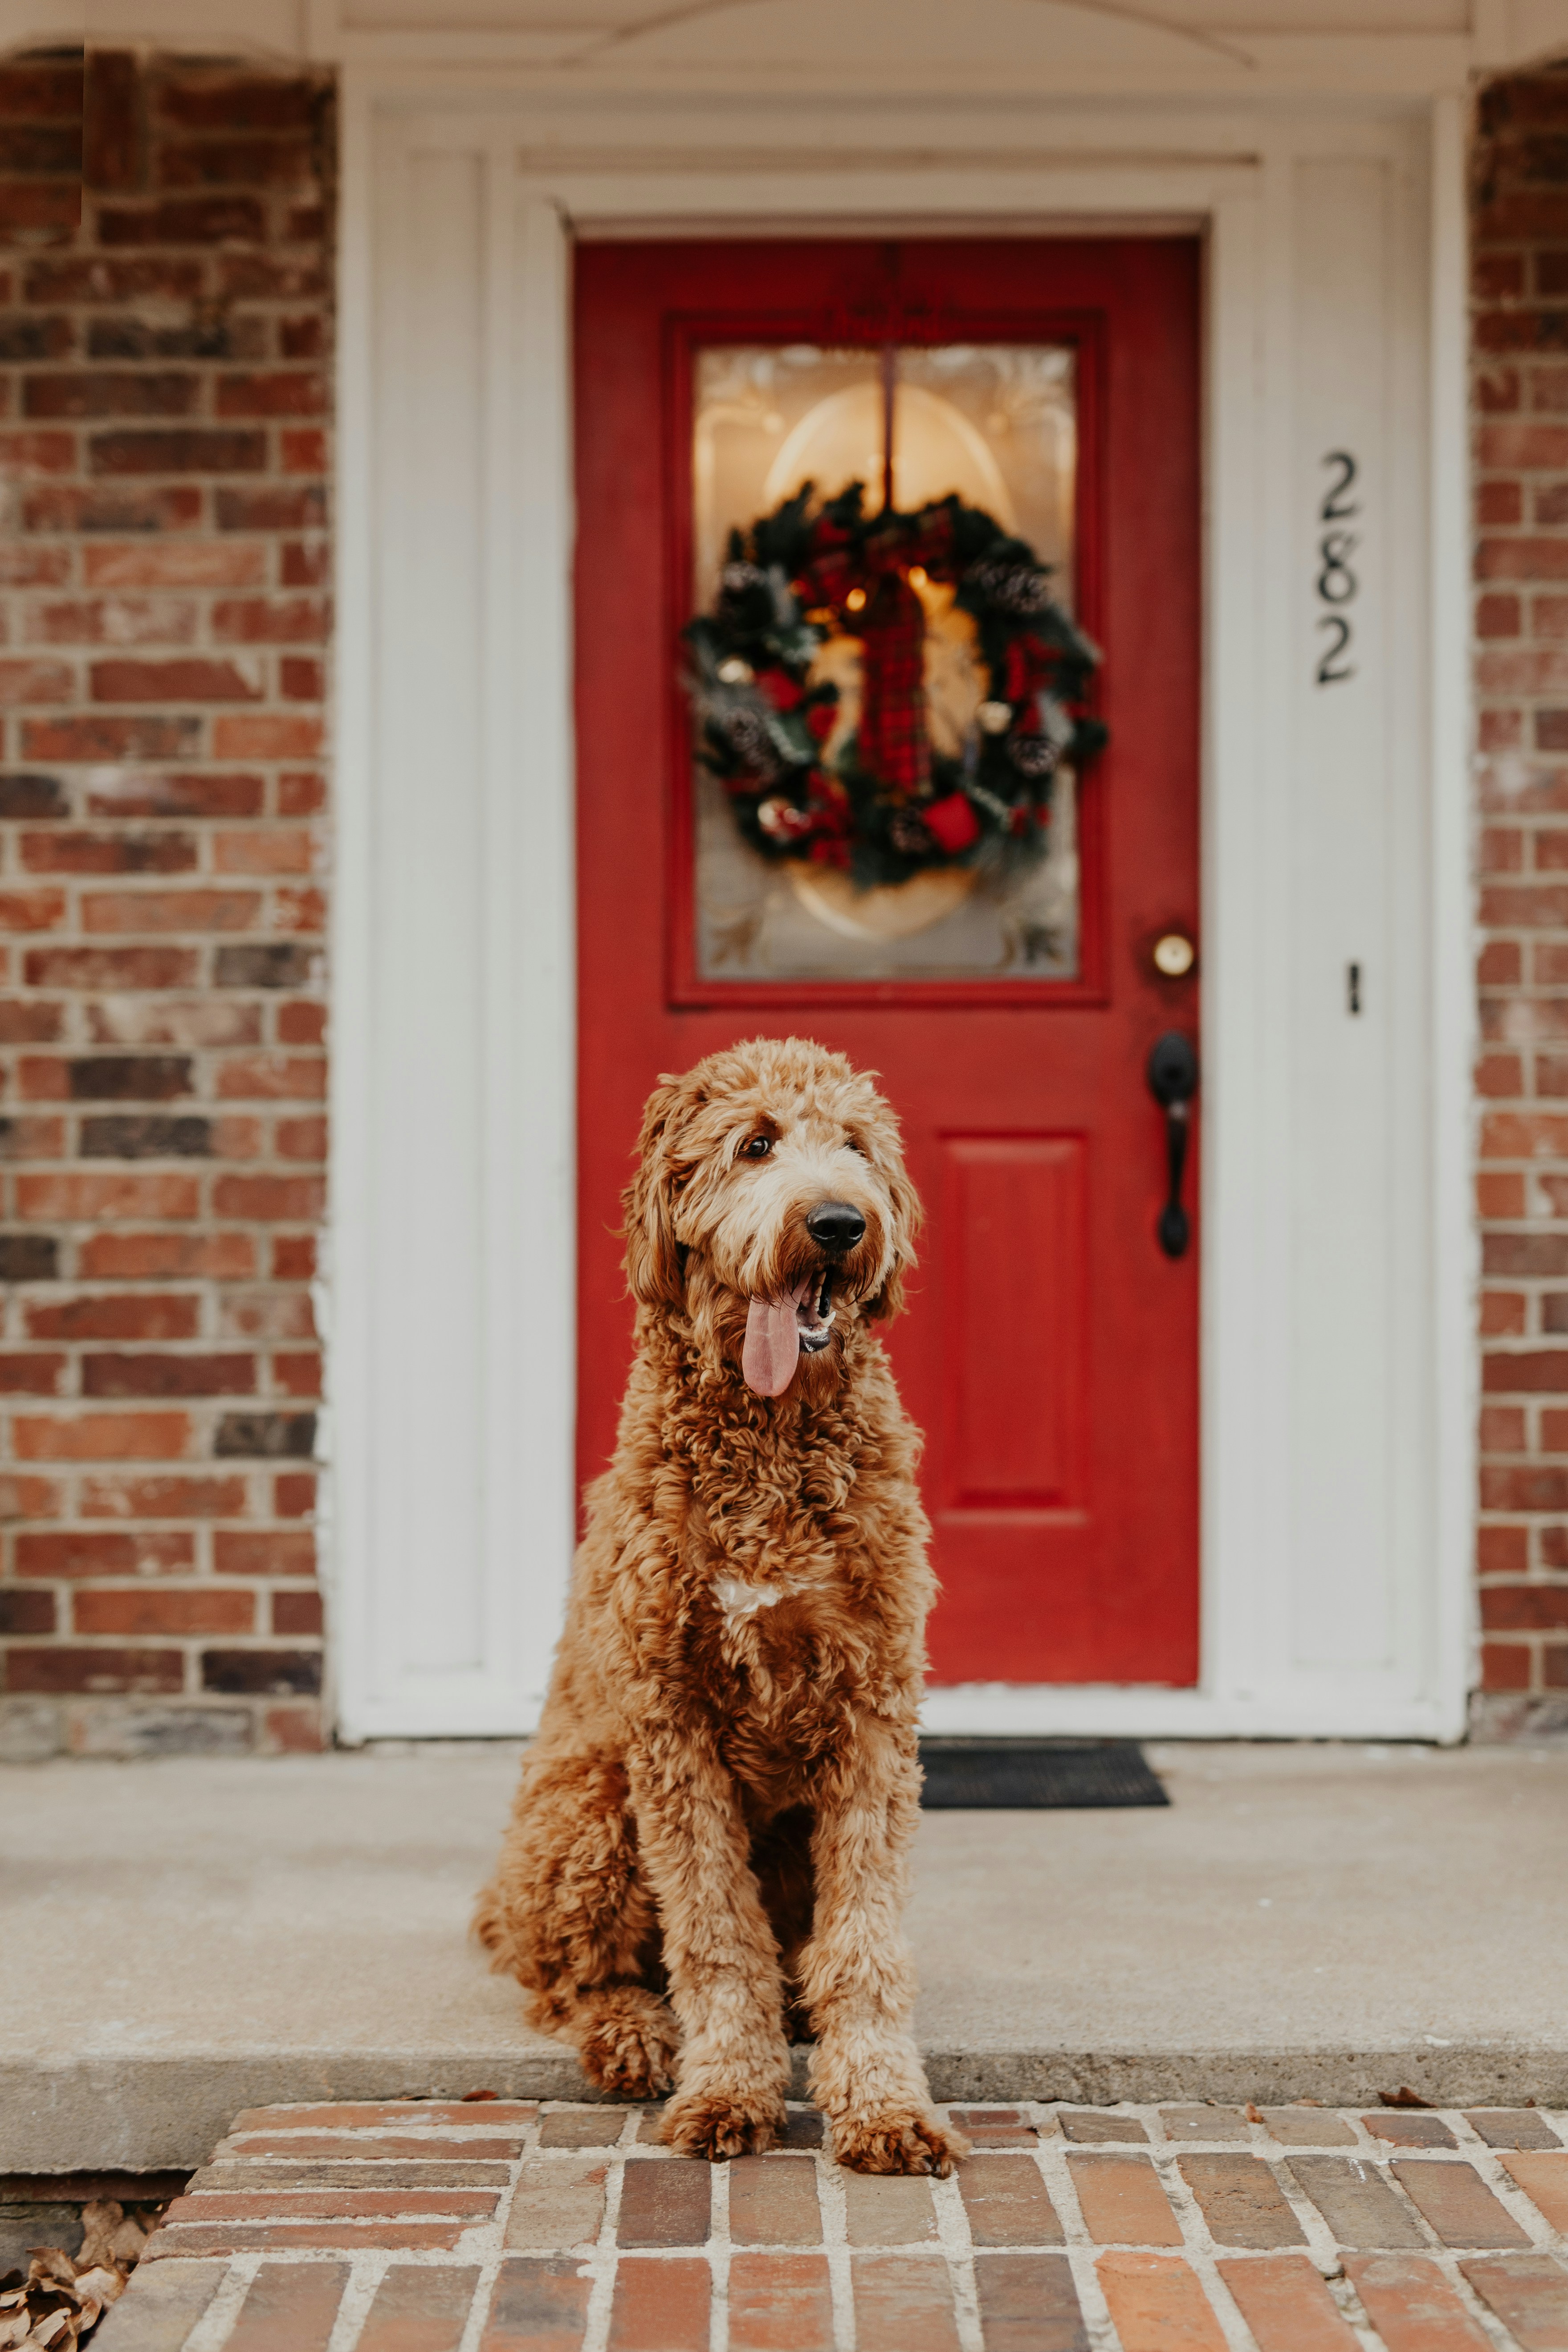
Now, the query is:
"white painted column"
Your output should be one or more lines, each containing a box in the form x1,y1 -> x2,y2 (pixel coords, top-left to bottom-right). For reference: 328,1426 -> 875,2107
332,105 -> 575,1738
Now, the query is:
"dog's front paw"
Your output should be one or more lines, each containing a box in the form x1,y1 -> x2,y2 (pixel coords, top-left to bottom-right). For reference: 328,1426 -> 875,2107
832,2107 -> 969,2177
578,1997 -> 679,2101
663,2090 -> 786,2161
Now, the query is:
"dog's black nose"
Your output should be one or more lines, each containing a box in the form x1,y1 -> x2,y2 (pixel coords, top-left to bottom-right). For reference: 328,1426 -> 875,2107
806,1200 -> 866,1254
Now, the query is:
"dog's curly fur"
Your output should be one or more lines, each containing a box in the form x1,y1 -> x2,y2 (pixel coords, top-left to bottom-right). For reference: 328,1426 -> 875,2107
474,1035 -> 965,2175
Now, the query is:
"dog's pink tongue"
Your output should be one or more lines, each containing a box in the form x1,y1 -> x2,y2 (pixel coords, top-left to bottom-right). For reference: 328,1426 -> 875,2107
743,1291 -> 803,1397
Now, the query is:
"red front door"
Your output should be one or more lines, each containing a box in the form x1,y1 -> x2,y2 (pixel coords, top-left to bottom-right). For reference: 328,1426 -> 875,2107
575,238 -> 1200,1687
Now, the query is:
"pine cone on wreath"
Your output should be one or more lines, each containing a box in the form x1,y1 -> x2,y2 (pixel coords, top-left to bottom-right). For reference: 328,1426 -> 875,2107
719,704 -> 783,782
887,807 -> 933,859
965,557 -> 1052,616
1009,733 -> 1059,780
717,560 -> 774,633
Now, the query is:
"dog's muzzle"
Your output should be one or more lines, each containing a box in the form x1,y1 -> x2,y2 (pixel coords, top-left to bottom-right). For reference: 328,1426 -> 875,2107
741,1200 -> 874,1397
742,1265 -> 838,1397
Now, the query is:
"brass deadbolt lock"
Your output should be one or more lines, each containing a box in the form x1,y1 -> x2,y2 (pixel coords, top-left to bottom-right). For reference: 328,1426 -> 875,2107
1153,932 -> 1197,978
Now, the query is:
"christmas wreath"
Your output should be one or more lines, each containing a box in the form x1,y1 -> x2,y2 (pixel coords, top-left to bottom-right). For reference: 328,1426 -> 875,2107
685,481 -> 1105,892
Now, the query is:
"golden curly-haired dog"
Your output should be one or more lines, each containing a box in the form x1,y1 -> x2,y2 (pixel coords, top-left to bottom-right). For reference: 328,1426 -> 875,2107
475,1035 -> 964,2176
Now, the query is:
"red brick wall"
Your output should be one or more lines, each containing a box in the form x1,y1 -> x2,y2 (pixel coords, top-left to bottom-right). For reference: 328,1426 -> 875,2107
1472,67 -> 1568,1732
0,50 -> 332,1757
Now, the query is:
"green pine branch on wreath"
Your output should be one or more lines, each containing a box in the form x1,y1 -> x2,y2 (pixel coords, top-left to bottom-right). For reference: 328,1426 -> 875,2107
685,481 -> 1106,893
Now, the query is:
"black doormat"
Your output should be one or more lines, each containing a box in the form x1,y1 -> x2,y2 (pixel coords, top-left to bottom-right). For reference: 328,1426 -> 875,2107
917,1737 -> 1169,1810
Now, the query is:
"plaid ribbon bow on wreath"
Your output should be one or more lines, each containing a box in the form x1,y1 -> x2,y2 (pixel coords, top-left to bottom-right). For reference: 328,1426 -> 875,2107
685,481 -> 1106,894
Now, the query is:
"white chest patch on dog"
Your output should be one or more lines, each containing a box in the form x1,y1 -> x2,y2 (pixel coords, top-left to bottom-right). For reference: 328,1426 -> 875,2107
713,1576 -> 786,1625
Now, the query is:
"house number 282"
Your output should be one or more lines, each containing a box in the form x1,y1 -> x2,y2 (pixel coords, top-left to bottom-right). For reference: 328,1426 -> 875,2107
1315,450 -> 1359,685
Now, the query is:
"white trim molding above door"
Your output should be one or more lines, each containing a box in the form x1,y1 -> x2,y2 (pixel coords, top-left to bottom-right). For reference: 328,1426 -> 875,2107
332,89 -> 1474,1743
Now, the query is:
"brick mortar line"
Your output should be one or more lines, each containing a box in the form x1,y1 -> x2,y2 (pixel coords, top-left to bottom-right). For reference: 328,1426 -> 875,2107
179,2248 -> 263,2352
322,2256 -> 397,2352
159,2213 -> 497,2243
0,1093 -> 327,1108
810,2134 -> 854,2352
1024,2112 -> 1120,2352
442,2104 -> 544,2352
707,2141 -> 730,2352
929,2158 -> 982,2352
579,2125 -> 627,2352
1324,2268 -> 1386,2352
1,1502 -> 313,1516
1,928 -> 326,945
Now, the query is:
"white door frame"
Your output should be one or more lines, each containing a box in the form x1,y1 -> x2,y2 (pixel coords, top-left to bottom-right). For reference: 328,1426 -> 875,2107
331,86 -> 1474,1743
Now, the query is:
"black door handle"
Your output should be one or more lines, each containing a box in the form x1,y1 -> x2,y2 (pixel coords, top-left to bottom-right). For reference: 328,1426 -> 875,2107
1147,1032 -> 1198,1259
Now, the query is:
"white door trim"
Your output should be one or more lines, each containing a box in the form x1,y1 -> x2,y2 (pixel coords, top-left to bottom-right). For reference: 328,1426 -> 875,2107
333,91 -> 1474,1742
332,103 -> 577,1739
38,0 -> 1568,95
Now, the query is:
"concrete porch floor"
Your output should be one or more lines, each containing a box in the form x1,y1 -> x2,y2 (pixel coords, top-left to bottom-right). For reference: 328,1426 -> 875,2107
4,1739 -> 1568,2176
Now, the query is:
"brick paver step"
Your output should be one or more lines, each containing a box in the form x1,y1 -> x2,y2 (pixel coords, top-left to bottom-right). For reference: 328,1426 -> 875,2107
1343,2253 -> 1497,2352
1391,2157 -> 1534,2247
1218,2253 -> 1361,2352
1069,2152 -> 1184,2248
93,2098 -> 1568,2352
1177,2152 -> 1308,2248
1504,2152 -> 1568,2230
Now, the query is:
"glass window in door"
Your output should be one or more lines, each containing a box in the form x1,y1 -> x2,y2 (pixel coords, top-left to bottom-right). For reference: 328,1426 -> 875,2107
690,343 -> 1084,984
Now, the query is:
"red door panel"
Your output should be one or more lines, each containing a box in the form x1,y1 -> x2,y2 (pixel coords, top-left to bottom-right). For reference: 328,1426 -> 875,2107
575,237 -> 1200,1688
939,1136 -> 1089,1512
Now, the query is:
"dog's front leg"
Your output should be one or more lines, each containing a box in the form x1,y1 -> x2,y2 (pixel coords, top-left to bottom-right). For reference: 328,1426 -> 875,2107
626,1736 -> 791,2160
800,1728 -> 968,2177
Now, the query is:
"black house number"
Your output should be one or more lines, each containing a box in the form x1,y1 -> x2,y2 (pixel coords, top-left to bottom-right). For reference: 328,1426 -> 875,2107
1315,450 -> 1359,685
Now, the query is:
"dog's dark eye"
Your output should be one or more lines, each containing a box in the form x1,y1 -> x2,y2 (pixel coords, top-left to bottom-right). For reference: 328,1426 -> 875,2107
741,1134 -> 773,1161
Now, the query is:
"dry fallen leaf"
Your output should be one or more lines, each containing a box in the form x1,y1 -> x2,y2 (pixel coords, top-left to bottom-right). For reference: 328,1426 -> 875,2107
21,2260 -> 72,2296
65,2277 -> 119,2310
76,2208 -> 145,2274
5,2207 -> 140,2349
1378,2086 -> 1434,2109
1244,2103 -> 1264,2124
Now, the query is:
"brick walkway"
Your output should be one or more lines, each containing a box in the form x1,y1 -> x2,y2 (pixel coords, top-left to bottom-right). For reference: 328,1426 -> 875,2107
97,2099 -> 1568,2350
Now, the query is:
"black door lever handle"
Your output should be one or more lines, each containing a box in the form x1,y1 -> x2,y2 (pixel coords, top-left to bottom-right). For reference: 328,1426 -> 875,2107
1147,1031 -> 1199,1259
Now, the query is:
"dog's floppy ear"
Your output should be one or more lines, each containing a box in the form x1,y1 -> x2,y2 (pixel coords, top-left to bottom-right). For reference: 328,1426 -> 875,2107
863,1129 -> 922,1325
622,1074 -> 694,1308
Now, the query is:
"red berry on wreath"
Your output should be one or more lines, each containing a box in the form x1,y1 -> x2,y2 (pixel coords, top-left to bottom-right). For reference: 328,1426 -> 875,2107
1005,635 -> 1051,705
923,792 -> 982,854
758,669 -> 805,712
